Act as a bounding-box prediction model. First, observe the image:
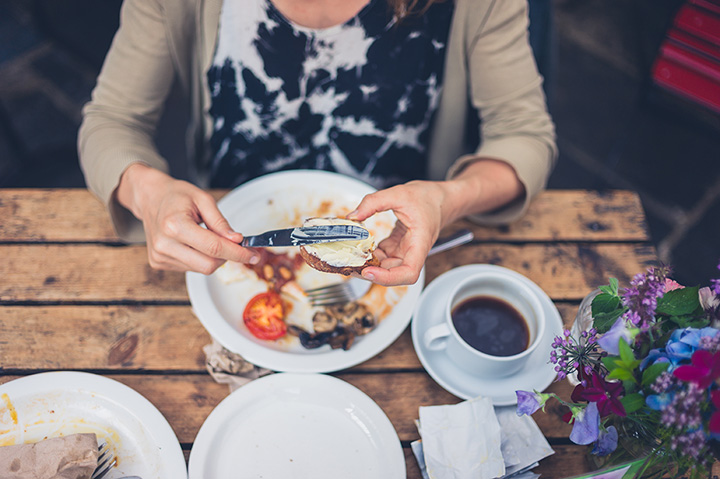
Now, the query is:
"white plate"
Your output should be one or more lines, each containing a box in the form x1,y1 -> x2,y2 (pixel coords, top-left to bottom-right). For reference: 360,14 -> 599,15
187,170 -> 424,373
411,264 -> 563,405
0,371 -> 187,479
188,373 -> 405,479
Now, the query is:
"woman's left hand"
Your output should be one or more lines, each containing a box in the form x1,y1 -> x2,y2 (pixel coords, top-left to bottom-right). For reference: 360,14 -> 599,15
348,180 -> 457,286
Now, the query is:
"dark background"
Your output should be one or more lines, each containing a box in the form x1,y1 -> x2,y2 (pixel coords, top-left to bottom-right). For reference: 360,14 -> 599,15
1,0 -> 718,286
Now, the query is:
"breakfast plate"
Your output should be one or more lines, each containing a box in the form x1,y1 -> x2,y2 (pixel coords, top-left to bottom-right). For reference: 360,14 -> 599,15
0,371 -> 187,478
188,373 -> 405,479
411,264 -> 563,405
187,170 -> 424,373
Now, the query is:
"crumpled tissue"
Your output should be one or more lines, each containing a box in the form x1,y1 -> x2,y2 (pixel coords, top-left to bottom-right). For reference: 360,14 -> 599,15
413,397 -> 554,479
203,338 -> 273,392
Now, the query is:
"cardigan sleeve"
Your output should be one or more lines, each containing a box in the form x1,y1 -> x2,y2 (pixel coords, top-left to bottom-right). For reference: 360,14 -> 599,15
447,0 -> 557,225
77,0 -> 176,243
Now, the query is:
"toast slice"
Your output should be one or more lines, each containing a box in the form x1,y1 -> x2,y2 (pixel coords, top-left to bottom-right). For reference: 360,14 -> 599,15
299,217 -> 379,276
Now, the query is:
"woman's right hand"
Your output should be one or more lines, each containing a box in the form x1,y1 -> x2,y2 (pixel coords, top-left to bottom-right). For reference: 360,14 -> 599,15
115,163 -> 259,274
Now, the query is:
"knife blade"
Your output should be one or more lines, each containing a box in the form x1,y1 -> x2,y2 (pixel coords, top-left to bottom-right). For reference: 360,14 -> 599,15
240,225 -> 369,248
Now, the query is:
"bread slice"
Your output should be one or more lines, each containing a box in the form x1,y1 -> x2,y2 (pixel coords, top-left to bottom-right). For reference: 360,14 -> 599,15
299,217 -> 379,276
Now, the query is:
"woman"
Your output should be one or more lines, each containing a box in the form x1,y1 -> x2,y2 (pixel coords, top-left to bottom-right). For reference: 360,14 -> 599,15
78,0 -> 556,286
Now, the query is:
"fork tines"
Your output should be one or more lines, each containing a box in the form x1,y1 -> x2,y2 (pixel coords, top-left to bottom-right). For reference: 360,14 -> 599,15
92,442 -> 117,479
305,283 -> 353,306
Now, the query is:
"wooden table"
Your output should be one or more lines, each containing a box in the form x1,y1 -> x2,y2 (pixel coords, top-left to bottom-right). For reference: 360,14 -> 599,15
0,188 -> 715,478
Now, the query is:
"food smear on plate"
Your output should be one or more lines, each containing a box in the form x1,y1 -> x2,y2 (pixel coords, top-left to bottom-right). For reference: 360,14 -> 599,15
299,217 -> 380,276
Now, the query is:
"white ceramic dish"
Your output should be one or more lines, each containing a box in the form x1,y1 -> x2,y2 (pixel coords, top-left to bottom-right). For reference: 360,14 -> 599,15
188,373 -> 405,479
187,170 -> 424,373
0,371 -> 187,479
411,264 -> 563,405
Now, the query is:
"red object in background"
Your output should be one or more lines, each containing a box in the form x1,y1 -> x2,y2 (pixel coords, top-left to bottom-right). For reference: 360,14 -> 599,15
651,0 -> 720,113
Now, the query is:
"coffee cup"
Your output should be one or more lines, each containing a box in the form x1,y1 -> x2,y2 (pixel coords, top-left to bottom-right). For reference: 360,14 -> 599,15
423,270 -> 545,378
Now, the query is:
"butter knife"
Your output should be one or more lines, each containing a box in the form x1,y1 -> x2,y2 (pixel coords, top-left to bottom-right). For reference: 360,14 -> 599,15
240,225 -> 369,248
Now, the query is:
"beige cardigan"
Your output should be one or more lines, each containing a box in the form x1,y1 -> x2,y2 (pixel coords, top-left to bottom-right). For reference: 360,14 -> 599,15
78,0 -> 556,242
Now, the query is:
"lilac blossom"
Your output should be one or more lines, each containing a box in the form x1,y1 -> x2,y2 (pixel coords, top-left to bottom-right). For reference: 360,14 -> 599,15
620,266 -> 668,330
569,401 -> 600,445
591,425 -> 618,456
646,371 -> 677,411
712,260 -> 720,295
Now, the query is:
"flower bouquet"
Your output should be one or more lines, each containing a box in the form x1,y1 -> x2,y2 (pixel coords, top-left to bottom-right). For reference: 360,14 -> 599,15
516,262 -> 720,478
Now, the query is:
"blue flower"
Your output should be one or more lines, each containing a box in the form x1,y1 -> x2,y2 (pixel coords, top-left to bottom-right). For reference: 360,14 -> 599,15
645,393 -> 673,410
665,327 -> 719,362
598,318 -> 633,355
639,349 -> 672,371
591,425 -> 618,456
570,401 -> 600,445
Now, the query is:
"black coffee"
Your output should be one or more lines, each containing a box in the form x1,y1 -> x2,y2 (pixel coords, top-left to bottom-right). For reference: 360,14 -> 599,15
451,295 -> 529,357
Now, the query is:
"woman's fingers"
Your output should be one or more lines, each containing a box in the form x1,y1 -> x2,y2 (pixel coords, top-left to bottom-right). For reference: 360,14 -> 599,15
195,192 -> 244,243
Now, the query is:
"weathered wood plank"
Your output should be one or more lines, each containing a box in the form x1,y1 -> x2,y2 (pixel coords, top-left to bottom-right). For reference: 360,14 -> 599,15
0,189 -> 649,242
0,306 -> 211,370
0,373 -> 580,444
0,303 -> 578,371
0,243 -> 657,302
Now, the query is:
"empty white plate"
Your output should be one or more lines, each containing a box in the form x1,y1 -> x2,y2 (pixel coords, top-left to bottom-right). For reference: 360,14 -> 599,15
188,373 -> 405,479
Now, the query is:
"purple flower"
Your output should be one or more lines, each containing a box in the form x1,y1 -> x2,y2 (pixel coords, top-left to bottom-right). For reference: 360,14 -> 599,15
597,317 -> 633,355
576,373 -> 626,418
515,390 -> 542,416
591,425 -> 618,456
569,401 -> 600,445
712,260 -> 720,295
620,267 -> 668,330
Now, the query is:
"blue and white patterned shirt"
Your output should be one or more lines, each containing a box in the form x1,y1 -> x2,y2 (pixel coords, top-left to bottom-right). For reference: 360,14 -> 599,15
207,0 -> 454,188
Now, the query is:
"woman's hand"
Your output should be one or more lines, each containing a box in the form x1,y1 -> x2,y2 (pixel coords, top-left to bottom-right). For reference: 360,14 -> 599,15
115,164 -> 258,274
348,180 -> 459,286
348,159 -> 525,286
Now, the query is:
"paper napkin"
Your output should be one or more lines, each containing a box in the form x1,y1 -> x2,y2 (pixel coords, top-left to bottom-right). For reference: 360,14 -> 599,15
418,397 -> 505,479
0,433 -> 98,479
413,398 -> 554,479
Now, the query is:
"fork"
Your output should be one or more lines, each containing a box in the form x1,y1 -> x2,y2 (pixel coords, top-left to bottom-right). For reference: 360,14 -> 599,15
92,442 -> 117,479
305,228 -> 474,306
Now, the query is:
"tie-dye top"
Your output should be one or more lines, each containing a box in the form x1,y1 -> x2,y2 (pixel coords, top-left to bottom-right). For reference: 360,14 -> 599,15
207,0 -> 454,188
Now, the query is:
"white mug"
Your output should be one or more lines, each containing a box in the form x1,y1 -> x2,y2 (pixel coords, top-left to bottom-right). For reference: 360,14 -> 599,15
423,270 -> 546,378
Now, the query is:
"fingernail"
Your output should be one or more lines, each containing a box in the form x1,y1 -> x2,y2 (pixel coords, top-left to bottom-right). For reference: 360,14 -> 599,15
249,255 -> 260,265
363,271 -> 375,281
347,209 -> 359,219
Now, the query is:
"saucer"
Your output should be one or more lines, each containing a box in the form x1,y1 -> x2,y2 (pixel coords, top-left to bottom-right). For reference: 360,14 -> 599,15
411,264 -> 564,406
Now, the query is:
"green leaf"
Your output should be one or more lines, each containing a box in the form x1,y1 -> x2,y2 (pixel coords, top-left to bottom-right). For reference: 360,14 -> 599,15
609,277 -> 619,295
602,356 -> 621,371
607,368 -> 634,382
641,362 -> 669,387
593,310 -> 624,334
668,314 -> 710,329
656,286 -> 700,316
618,338 -> 635,363
620,393 -> 645,413
592,293 -> 622,315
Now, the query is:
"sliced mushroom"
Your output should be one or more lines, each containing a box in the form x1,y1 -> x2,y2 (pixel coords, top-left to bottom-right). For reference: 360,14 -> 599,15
299,331 -> 332,349
352,311 -> 376,336
328,328 -> 355,350
286,324 -> 308,337
312,310 -> 338,333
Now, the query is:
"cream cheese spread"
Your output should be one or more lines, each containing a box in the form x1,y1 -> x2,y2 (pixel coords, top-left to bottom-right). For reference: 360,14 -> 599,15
302,217 -> 375,268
